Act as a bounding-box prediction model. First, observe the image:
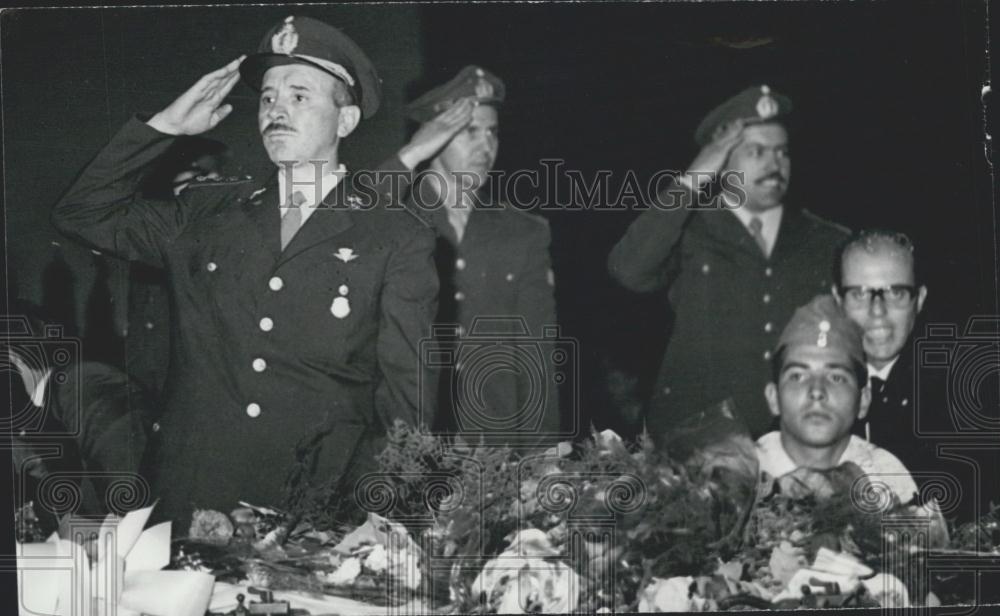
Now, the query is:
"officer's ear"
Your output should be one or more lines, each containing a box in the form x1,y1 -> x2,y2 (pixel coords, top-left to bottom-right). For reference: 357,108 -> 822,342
831,284 -> 843,305
337,105 -> 361,139
765,382 -> 781,418
916,284 -> 928,314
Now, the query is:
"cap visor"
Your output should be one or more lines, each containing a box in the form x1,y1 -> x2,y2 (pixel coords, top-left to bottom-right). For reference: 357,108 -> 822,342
240,53 -> 352,92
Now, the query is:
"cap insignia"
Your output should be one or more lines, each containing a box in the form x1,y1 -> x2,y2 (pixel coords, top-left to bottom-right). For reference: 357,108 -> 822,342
756,84 -> 779,119
272,16 -> 299,55
817,319 -> 831,347
474,75 -> 494,100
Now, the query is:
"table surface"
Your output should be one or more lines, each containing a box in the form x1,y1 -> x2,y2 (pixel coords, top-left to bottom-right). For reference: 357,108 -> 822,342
210,581 -> 430,615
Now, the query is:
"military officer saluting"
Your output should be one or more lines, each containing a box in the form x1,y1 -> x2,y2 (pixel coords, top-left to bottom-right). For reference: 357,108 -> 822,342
405,66 -> 561,447
609,85 -> 850,442
51,16 -> 471,524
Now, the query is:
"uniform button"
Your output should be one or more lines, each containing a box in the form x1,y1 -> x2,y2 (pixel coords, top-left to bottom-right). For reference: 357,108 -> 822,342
269,276 -> 284,291
144,321 -> 154,330
455,291 -> 465,301
259,317 -> 274,332
339,284 -> 349,295
246,403 -> 261,418
701,263 -> 711,274
763,350 -> 772,361
206,262 -> 218,272
902,398 -> 909,407
457,325 -> 466,336
505,273 -> 514,282
151,422 -> 161,433
764,322 -> 774,333
765,267 -> 773,277
252,358 -> 267,372
763,293 -> 772,304
456,258 -> 466,271
662,386 -> 672,395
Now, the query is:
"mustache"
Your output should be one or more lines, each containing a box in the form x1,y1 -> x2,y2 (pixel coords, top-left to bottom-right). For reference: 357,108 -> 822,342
264,122 -> 296,135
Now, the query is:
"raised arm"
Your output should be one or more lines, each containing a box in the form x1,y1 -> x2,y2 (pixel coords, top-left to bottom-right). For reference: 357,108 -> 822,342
607,119 -> 747,292
51,57 -> 245,266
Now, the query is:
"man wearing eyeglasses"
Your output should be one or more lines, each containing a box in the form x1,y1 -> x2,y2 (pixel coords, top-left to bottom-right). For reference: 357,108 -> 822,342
834,230 -> 929,474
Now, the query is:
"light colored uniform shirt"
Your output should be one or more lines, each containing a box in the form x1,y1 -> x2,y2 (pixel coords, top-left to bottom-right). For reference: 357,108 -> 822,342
756,431 -> 918,503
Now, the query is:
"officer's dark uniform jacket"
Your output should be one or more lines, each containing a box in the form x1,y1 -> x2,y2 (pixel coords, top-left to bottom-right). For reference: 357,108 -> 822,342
608,182 -> 850,441
51,117 -> 438,523
408,177 -> 560,445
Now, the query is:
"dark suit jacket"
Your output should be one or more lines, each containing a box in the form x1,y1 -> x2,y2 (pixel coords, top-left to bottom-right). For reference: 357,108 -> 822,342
854,338 -> 990,522
51,117 -> 438,523
608,182 -> 850,440
12,361 -> 153,525
407,178 -> 561,446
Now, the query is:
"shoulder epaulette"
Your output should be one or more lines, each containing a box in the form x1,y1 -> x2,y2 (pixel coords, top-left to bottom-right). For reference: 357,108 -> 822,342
187,174 -> 254,187
399,201 -> 434,230
800,208 -> 851,235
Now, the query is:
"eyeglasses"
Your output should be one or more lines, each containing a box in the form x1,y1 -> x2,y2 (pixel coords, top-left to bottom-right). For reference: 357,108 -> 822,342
838,285 -> 918,308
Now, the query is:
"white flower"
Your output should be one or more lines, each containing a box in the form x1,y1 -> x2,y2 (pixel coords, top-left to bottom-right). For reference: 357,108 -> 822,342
364,544 -> 388,574
391,544 -> 422,591
326,557 -> 362,586
772,569 -> 861,603
638,576 -> 705,613
472,530 -> 580,613
188,509 -> 233,545
862,573 -> 909,608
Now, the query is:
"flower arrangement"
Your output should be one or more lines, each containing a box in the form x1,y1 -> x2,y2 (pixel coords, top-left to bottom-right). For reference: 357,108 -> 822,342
167,410 -> 1000,612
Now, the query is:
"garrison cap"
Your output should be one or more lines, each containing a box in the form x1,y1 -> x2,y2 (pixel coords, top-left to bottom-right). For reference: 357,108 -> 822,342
406,65 -> 505,122
694,85 -> 792,147
240,15 -> 382,118
775,294 -> 865,368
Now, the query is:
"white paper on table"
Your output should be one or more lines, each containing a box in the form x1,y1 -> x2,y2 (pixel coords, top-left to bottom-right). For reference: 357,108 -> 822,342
122,570 -> 215,616
126,521 -> 172,571
16,503 -> 215,616
16,539 -> 70,616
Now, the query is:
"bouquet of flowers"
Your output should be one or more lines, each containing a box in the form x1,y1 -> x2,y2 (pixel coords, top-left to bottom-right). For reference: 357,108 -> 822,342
165,399 -> 1000,612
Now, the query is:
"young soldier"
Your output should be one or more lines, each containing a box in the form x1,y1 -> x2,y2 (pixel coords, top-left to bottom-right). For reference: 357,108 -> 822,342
759,294 -> 918,503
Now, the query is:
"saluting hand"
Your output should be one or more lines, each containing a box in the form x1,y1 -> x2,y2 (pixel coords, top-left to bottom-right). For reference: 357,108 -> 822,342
681,118 -> 746,189
398,97 -> 476,170
147,56 -> 246,136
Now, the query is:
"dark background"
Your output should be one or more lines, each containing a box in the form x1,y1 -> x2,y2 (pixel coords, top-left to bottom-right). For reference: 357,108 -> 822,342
1,2 -> 995,608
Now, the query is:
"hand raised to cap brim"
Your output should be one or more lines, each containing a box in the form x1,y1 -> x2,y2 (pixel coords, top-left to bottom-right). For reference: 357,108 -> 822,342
681,118 -> 746,190
148,55 -> 247,136
398,97 -> 477,170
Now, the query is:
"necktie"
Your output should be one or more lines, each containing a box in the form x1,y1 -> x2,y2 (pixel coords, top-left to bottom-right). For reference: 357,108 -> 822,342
281,190 -> 306,250
748,216 -> 768,257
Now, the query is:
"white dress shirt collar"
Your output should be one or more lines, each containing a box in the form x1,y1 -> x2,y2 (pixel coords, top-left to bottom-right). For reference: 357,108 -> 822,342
868,356 -> 900,382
